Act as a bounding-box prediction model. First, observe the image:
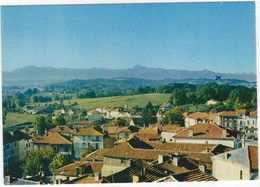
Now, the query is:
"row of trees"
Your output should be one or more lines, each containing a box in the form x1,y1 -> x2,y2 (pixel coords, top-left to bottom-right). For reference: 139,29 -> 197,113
34,115 -> 66,134
23,147 -> 73,176
169,83 -> 256,110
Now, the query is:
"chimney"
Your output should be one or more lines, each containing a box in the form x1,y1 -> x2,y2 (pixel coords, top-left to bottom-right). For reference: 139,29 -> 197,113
133,175 -> 139,183
44,129 -> 48,136
205,148 -> 209,153
199,165 -> 206,173
58,179 -> 62,184
141,168 -> 146,176
188,128 -> 194,137
172,156 -> 180,167
94,173 -> 100,181
158,155 -> 164,164
222,129 -> 227,138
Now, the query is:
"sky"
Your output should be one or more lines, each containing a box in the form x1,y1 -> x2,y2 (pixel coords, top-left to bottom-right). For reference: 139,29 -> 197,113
1,2 -> 256,73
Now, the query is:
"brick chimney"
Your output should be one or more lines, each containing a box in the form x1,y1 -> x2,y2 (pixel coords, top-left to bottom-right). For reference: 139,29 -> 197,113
94,172 -> 100,181
188,128 -> 194,137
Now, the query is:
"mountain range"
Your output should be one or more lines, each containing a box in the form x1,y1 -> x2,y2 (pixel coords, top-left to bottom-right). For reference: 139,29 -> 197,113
2,65 -> 256,82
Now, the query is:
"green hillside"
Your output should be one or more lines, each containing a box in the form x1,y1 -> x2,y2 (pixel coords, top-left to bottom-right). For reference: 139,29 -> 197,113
63,93 -> 171,110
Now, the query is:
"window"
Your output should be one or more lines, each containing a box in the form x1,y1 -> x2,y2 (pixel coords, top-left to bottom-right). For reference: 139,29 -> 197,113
121,158 -> 126,163
170,139 -> 173,142
82,143 -> 86,147
240,170 -> 243,180
247,120 -> 250,125
65,147 -> 69,152
240,121 -> 242,126
253,120 -> 255,125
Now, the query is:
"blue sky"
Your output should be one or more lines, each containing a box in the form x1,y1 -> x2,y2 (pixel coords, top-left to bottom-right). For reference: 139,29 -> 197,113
1,2 -> 256,73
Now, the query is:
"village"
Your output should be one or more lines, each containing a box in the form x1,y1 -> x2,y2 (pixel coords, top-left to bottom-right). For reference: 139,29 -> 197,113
3,100 -> 258,184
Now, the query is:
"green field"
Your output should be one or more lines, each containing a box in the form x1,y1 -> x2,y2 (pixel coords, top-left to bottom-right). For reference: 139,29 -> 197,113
4,112 -> 37,129
63,93 -> 171,110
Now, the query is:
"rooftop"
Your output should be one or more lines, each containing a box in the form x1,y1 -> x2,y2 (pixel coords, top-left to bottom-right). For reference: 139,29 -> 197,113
173,123 -> 237,139
213,146 -> 258,171
49,125 -> 73,134
52,161 -> 103,176
74,127 -> 103,136
185,112 -> 213,120
34,133 -> 72,145
171,169 -> 217,182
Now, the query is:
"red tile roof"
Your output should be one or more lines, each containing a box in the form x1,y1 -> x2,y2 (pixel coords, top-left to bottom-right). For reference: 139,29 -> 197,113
250,111 -> 257,116
248,146 -> 258,170
85,149 -> 109,161
173,123 -> 236,139
172,169 -> 217,181
185,112 -> 213,120
215,111 -> 237,117
74,127 -> 103,136
161,125 -> 186,133
236,109 -> 247,114
34,133 -> 72,145
52,161 -> 103,176
49,125 -> 73,134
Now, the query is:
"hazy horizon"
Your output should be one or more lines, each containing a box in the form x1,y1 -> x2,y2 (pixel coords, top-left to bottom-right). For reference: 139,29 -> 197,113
2,2 -> 256,74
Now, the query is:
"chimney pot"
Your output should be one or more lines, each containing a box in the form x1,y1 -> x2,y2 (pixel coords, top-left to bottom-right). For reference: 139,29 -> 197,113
158,155 -> 164,164
222,129 -> 227,138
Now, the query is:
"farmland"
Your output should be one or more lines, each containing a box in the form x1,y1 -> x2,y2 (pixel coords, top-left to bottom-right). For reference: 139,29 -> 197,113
4,112 -> 37,130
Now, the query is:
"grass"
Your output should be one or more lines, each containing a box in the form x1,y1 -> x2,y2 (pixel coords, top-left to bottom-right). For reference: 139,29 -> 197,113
62,93 -> 171,110
4,112 -> 37,129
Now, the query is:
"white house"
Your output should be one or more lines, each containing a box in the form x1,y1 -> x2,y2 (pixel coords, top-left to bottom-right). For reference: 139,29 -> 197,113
206,99 -> 219,105
212,146 -> 258,180
184,112 -> 213,127
172,123 -> 242,148
73,127 -> 104,159
159,103 -> 174,111
160,125 -> 186,142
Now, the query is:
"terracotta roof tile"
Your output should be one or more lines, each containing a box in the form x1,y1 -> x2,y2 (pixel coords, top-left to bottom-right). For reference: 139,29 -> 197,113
215,111 -> 237,117
248,146 -> 258,170
172,169 -> 217,181
250,111 -> 257,116
52,161 -> 103,176
161,125 -> 186,133
185,112 -> 213,120
173,123 -> 236,139
69,121 -> 92,125
49,125 -> 73,134
69,176 -> 108,184
104,159 -> 167,183
34,133 -> 72,145
74,127 -> 103,136
236,109 -> 247,114
85,149 -> 110,161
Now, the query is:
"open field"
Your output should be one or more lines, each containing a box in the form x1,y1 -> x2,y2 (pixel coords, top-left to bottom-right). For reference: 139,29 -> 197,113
4,112 -> 37,130
63,93 -> 172,110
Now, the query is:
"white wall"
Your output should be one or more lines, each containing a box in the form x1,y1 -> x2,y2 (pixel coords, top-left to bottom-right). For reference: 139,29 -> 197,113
161,132 -> 176,142
173,137 -> 235,148
212,157 -> 251,180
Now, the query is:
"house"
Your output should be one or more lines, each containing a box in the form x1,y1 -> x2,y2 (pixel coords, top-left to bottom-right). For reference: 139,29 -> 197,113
33,133 -> 73,154
87,110 -> 103,121
96,107 -> 110,114
53,109 -> 66,116
65,174 -> 109,184
206,99 -> 219,105
172,123 -> 242,148
73,127 -> 104,159
108,108 -> 131,118
213,110 -> 258,137
160,124 -> 186,142
185,112 -> 213,127
48,125 -> 74,137
212,146 -> 258,180
148,141 -> 232,174
68,121 -> 92,129
159,103 -> 174,111
3,130 -> 33,171
154,169 -> 217,182
52,161 -> 103,183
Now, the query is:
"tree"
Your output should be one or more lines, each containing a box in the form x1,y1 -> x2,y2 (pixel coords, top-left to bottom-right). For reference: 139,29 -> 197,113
162,107 -> 184,126
2,105 -> 9,125
53,116 -> 66,126
80,144 -> 96,161
31,95 -> 38,103
23,147 -> 55,176
170,88 -> 187,105
49,153 -> 73,172
142,102 -> 157,126
60,96 -> 64,109
114,118 -> 127,127
34,116 -> 48,135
